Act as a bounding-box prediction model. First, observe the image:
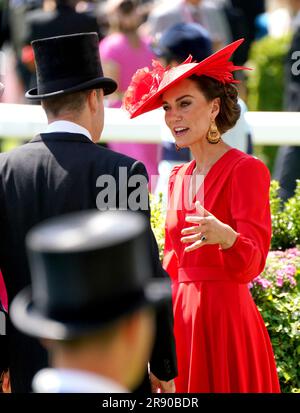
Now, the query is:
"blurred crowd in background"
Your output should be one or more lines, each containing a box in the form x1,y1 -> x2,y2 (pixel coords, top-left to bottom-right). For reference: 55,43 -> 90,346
0,0 -> 271,104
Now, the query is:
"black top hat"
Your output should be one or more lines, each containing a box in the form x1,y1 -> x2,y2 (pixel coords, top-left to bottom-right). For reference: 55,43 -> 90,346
152,22 -> 213,63
25,32 -> 117,100
10,210 -> 171,340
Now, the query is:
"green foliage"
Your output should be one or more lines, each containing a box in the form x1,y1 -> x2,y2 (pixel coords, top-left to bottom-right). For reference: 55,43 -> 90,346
270,180 -> 300,250
250,248 -> 300,393
247,35 -> 291,173
150,181 -> 300,393
247,35 -> 291,112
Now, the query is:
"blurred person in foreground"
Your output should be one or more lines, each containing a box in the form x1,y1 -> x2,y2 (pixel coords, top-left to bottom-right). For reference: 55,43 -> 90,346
0,32 -> 176,393
0,82 -> 8,315
0,82 -> 10,394
10,210 -> 171,393
123,38 -> 280,392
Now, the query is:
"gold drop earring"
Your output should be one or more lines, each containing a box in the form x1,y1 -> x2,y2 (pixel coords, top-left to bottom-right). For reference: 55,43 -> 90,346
206,120 -> 221,144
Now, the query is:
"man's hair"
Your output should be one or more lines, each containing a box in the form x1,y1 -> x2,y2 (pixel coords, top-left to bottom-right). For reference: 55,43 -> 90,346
42,89 -> 101,117
47,308 -> 151,353
48,312 -> 135,352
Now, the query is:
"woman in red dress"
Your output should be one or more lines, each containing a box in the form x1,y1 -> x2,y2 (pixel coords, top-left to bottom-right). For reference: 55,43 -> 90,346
123,39 -> 280,393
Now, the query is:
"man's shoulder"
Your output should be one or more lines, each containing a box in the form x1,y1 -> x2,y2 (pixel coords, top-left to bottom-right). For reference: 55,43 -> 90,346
93,145 -> 134,164
56,9 -> 98,30
26,9 -> 54,25
0,137 -> 146,176
0,141 -> 33,163
97,146 -> 147,174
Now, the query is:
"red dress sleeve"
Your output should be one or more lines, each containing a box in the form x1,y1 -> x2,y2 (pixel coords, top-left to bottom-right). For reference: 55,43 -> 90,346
163,226 -> 179,281
220,157 -> 271,283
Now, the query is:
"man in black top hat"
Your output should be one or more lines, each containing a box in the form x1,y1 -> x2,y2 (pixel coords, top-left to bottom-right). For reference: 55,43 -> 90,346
11,210 -> 170,392
0,32 -> 177,392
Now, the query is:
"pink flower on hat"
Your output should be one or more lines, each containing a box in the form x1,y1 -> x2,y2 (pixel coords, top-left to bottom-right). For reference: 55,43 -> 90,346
123,59 -> 166,117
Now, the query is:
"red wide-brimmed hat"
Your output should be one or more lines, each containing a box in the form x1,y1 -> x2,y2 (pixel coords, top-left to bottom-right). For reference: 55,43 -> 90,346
123,38 -> 250,119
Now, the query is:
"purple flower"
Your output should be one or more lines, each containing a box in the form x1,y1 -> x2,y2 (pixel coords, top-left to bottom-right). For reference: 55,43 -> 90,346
285,264 -> 296,276
287,248 -> 300,257
270,250 -> 284,258
261,247 -> 299,291
287,275 -> 297,286
276,277 -> 284,287
276,269 -> 285,277
262,279 -> 272,289
255,276 -> 272,289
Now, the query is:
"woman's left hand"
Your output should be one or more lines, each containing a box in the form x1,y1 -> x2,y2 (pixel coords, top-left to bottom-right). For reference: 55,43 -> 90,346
181,201 -> 238,252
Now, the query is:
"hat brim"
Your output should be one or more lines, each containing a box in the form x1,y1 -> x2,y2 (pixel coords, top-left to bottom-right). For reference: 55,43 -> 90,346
129,38 -> 246,119
10,280 -> 171,340
129,62 -> 199,118
25,77 -> 118,100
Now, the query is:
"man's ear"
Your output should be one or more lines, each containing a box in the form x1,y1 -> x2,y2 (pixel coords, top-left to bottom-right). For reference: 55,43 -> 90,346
87,89 -> 99,114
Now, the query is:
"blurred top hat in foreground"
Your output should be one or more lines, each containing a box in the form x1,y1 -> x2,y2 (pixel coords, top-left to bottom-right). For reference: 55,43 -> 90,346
10,210 -> 171,340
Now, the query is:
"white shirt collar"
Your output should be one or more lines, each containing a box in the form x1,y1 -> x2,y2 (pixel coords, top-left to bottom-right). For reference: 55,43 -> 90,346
32,368 -> 128,393
45,120 -> 92,141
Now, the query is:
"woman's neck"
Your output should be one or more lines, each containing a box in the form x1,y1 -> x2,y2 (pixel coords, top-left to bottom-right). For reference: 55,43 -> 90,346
191,140 -> 232,175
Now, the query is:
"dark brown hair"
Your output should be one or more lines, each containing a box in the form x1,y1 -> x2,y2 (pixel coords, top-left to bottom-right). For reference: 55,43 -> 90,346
189,75 -> 241,134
